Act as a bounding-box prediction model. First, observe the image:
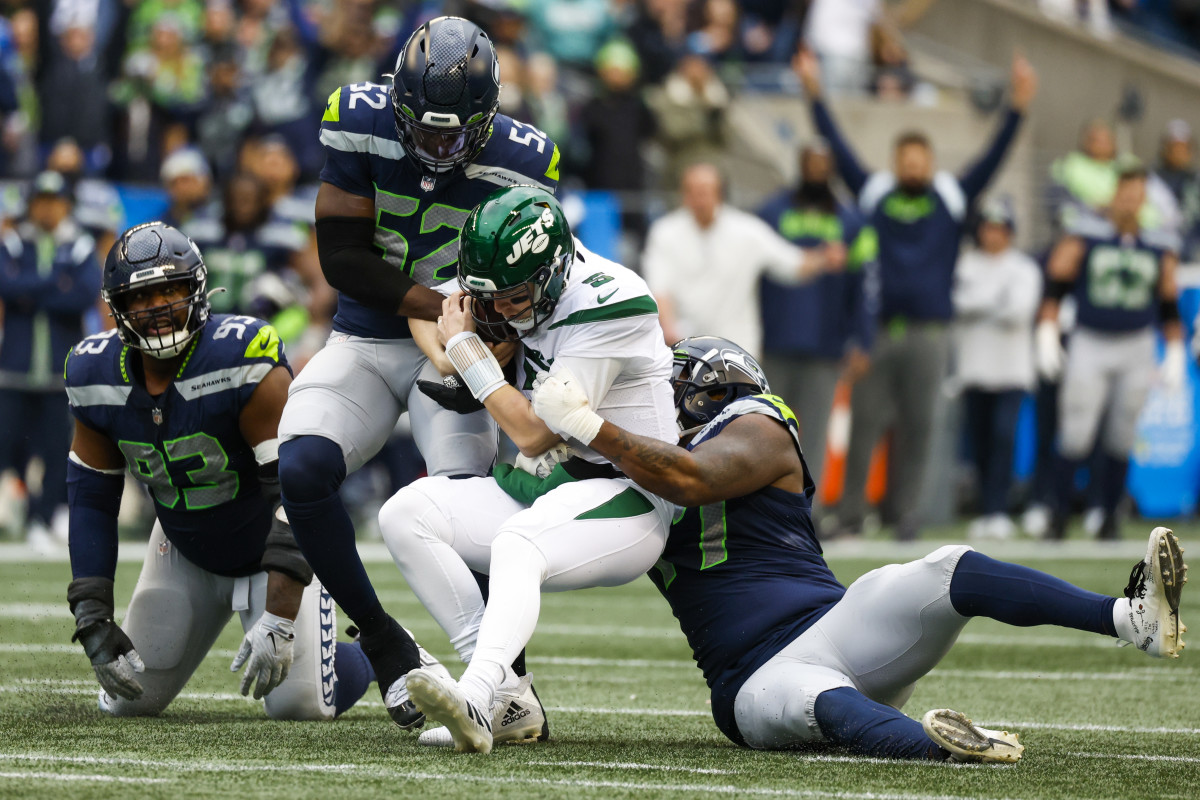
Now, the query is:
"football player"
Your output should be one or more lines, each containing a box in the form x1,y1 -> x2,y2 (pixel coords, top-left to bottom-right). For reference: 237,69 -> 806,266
377,185 -> 679,753
277,16 -> 560,726
65,223 -> 373,719
527,335 -> 1188,762
1037,163 -> 1186,540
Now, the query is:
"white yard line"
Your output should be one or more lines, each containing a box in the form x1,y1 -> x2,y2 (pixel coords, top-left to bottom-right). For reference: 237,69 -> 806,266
0,769 -> 166,784
1068,752 -> 1200,763
0,754 -> 1030,799
527,760 -> 738,774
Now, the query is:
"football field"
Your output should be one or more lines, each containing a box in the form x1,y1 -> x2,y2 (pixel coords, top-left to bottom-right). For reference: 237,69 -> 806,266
1,530 -> 1198,800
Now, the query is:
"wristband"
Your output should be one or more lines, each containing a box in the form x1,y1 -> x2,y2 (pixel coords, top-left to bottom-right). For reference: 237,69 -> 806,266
445,332 -> 506,401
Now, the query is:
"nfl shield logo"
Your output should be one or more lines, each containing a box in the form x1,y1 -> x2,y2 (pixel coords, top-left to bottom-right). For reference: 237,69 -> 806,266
152,408 -> 163,426
158,540 -> 170,557
420,174 -> 436,192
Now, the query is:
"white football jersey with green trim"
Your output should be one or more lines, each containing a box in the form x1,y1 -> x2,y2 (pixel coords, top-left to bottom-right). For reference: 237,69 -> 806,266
517,240 -> 676,460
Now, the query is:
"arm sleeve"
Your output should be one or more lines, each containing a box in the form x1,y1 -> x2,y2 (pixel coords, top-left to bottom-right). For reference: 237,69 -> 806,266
811,99 -> 870,195
958,109 -> 1023,201
315,215 -> 416,313
67,454 -> 125,581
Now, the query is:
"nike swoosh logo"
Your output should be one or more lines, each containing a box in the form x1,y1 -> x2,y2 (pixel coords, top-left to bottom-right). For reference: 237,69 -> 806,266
597,289 -> 618,304
266,632 -> 277,654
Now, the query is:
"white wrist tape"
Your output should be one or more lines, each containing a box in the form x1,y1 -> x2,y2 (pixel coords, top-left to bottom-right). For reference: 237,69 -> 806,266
445,332 -> 506,402
253,438 -> 280,466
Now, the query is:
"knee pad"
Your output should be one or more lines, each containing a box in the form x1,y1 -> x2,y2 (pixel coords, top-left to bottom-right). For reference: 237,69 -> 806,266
124,588 -> 194,671
279,436 -> 347,504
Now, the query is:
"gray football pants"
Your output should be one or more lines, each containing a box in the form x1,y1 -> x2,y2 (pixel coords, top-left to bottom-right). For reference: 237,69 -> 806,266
100,523 -> 338,720
279,333 -> 497,475
1058,326 -> 1156,460
838,323 -> 950,533
734,545 -> 972,748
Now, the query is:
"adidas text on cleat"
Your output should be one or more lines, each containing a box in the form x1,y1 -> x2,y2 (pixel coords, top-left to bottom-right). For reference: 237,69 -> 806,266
1120,527 -> 1189,658
418,674 -> 549,748
922,709 -> 1024,764
407,668 -> 494,754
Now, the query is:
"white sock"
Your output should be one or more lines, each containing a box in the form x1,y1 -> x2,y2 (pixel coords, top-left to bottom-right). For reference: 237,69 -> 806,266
458,531 -> 547,710
1113,597 -> 1135,643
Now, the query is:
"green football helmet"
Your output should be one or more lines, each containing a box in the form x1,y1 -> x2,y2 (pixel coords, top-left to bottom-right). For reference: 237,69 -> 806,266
457,185 -> 574,341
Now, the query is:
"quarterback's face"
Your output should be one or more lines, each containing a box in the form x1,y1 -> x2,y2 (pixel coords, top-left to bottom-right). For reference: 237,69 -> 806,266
493,290 -> 533,325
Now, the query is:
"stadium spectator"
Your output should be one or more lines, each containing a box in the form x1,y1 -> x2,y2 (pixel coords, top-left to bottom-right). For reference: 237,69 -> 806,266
581,39 -> 657,255
645,52 -> 729,186
687,0 -> 744,63
523,0 -> 617,72
45,138 -> 125,259
643,162 -> 843,358
626,0 -> 689,85
757,139 -> 877,495
1155,118 -> 1200,260
196,45 -> 253,181
523,53 -> 570,149
952,198 -> 1042,541
249,26 -> 321,179
159,147 -> 217,232
802,0 -> 882,95
797,49 -> 1036,540
0,170 -> 100,549
36,12 -> 112,172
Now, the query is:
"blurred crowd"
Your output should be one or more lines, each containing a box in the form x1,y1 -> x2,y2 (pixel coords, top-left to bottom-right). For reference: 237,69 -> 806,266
2,0 -> 1199,545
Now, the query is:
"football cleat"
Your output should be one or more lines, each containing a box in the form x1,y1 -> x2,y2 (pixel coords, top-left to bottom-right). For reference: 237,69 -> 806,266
1120,527 -> 1188,658
407,668 -> 494,754
357,618 -> 449,729
922,709 -> 1024,764
418,674 -> 549,747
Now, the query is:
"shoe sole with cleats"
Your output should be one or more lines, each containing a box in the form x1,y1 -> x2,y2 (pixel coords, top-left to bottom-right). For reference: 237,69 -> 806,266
1148,527 -> 1189,658
407,669 -> 493,754
922,709 -> 1023,763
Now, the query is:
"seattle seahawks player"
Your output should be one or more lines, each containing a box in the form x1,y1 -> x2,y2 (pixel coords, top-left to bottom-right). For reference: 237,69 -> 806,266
65,223 -> 373,719
529,336 -> 1188,762
377,185 -> 678,753
278,16 -> 560,727
1037,163 -> 1185,540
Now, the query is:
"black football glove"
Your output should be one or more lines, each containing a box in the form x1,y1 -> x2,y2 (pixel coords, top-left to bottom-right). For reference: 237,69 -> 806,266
68,577 -> 145,701
417,375 -> 485,414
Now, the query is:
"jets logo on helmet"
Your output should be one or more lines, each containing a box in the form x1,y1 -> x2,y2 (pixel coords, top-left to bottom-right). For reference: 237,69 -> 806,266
102,222 -> 213,359
671,336 -> 771,434
458,186 -> 573,342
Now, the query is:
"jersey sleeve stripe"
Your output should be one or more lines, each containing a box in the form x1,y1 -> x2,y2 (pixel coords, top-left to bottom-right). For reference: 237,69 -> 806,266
66,384 -> 133,407
175,363 -> 275,401
547,295 -> 659,330
318,129 -> 406,161
463,163 -> 554,192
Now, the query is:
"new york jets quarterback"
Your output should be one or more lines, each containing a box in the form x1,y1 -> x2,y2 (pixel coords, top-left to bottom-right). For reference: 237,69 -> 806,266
378,185 -> 677,753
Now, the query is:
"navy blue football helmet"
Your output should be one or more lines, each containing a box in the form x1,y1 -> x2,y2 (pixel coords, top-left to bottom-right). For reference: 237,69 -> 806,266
671,336 -> 771,434
103,222 -> 210,359
390,16 -> 500,184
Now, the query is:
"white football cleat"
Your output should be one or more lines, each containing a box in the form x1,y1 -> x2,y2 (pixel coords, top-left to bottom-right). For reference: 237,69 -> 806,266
1119,527 -> 1188,658
922,709 -> 1024,764
407,668 -> 493,754
378,628 -> 453,730
418,674 -> 549,748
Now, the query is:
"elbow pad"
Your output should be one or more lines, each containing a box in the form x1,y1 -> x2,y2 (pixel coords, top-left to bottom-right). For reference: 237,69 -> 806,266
315,216 -> 417,313
260,507 -> 315,586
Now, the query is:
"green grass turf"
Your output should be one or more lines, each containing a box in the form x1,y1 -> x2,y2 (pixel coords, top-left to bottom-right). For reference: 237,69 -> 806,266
0,527 -> 1197,799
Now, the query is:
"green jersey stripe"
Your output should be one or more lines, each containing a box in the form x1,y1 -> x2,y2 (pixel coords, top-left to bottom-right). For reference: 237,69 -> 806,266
548,295 -> 658,330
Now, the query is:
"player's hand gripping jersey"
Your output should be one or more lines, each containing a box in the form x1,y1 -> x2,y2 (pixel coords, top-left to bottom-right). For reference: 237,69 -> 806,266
65,315 -> 290,576
318,82 -> 561,339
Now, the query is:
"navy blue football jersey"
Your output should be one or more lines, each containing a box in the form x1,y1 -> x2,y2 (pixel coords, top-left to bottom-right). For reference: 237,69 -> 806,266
1069,215 -> 1174,333
64,315 -> 291,577
318,82 -> 561,339
648,394 -> 847,746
